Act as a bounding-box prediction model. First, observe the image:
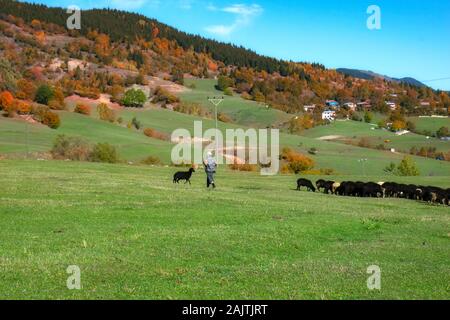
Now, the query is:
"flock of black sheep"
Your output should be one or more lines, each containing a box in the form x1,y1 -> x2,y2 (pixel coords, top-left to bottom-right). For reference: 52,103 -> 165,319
296,178 -> 450,206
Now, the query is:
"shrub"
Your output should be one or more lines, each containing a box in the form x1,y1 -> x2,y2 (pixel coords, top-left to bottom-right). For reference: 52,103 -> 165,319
152,86 -> 179,105
74,104 -> 91,115
143,128 -> 168,141
173,102 -> 210,117
436,126 -> 449,138
48,99 -> 65,110
308,147 -> 318,155
51,135 -> 91,161
34,84 -> 53,105
396,156 -> 420,176
42,110 -> 61,129
351,113 -> 362,122
364,111 -> 373,123
391,120 -> 407,132
384,156 -> 420,176
97,103 -> 116,123
122,88 -> 147,108
141,156 -> 162,165
14,100 -> 32,114
131,117 -> 142,130
89,143 -> 118,163
228,162 -> 258,172
217,75 -> 234,91
218,112 -> 233,123
224,87 -> 233,96
281,147 -> 315,174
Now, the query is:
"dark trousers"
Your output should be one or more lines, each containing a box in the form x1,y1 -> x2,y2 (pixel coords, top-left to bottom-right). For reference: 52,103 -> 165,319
206,172 -> 215,188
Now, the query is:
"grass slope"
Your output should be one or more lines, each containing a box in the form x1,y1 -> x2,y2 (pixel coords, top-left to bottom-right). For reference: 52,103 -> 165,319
0,112 -> 173,162
0,160 -> 449,299
301,120 -> 450,153
180,79 -> 292,128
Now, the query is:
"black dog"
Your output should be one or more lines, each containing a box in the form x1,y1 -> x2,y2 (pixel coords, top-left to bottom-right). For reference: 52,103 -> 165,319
173,168 -> 195,184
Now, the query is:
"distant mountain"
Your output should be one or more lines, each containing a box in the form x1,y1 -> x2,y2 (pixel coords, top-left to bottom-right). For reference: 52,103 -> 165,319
336,68 -> 426,88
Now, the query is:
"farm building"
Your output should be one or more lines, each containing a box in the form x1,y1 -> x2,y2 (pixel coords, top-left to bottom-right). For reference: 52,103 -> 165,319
303,104 -> 316,113
322,110 -> 336,121
326,100 -> 340,108
385,101 -> 397,110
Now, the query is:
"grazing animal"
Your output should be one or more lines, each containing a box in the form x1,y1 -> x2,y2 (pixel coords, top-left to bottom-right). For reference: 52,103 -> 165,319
297,178 -> 316,192
316,180 -> 335,194
362,182 -> 383,198
173,168 -> 195,184
331,182 -> 341,194
316,179 -> 326,191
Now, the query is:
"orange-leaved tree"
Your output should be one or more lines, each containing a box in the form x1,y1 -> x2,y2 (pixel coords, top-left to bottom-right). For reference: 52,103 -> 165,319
0,91 -> 14,111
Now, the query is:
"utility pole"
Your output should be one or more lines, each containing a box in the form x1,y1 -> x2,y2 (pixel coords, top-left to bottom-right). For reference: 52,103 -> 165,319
26,121 -> 29,159
358,158 -> 368,176
207,96 -> 224,159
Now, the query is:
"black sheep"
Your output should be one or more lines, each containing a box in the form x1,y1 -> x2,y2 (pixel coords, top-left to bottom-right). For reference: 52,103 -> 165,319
317,180 -> 335,194
173,168 -> 195,184
362,182 -> 383,198
297,178 -> 316,192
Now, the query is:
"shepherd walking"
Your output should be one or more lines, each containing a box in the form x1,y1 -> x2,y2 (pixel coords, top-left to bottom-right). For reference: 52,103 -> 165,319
204,151 -> 217,189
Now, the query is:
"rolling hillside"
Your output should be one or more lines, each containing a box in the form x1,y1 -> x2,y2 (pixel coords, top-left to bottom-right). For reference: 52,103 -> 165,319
2,78 -> 450,176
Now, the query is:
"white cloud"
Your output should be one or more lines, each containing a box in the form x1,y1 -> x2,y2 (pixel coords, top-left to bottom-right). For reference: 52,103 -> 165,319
205,3 -> 263,37
178,0 -> 194,10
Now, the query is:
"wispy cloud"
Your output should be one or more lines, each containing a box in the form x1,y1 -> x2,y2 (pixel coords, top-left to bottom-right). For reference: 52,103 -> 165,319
205,3 -> 263,37
178,0 -> 194,10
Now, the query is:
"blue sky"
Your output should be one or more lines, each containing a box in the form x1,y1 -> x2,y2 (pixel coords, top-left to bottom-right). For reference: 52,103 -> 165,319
29,0 -> 450,90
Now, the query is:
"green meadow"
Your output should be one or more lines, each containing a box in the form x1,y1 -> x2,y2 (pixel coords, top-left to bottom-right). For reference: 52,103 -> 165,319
0,160 -> 449,299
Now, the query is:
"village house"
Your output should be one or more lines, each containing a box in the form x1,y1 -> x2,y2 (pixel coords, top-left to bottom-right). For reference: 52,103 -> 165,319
357,101 -> 372,111
385,101 -> 397,110
322,110 -> 336,121
326,100 -> 340,109
303,104 -> 316,113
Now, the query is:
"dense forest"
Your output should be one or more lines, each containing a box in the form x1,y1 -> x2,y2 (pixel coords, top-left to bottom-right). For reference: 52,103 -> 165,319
0,0 -> 289,74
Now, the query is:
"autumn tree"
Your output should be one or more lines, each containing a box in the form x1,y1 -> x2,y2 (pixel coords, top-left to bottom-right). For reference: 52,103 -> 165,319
97,103 -> 116,123
0,90 -> 14,111
16,79 -> 36,100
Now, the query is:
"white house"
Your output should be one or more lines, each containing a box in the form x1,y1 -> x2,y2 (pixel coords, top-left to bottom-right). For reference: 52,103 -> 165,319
385,101 -> 397,110
303,104 -> 316,113
322,110 -> 336,121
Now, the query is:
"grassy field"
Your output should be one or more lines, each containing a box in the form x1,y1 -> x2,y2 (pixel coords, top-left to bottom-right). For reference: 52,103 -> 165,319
0,159 -> 449,299
301,120 -> 450,153
409,116 -> 450,134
